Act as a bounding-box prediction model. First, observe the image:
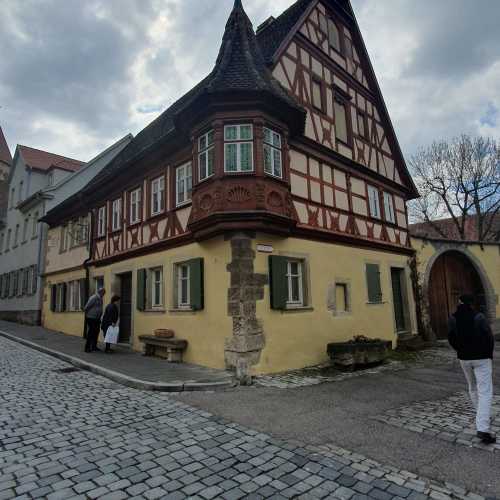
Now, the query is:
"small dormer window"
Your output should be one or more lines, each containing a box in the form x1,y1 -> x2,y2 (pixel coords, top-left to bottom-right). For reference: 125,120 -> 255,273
224,125 -> 254,173
198,130 -> 215,181
263,128 -> 283,178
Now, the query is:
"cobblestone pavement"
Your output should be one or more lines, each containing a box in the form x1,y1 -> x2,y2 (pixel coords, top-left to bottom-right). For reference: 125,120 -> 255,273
373,393 -> 500,453
0,337 -> 485,500
255,349 -> 456,390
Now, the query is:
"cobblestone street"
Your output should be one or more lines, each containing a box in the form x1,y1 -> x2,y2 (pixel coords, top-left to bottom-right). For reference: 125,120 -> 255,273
0,337 -> 490,500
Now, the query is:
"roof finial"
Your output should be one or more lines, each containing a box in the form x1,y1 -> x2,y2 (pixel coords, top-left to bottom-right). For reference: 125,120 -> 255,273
233,0 -> 243,9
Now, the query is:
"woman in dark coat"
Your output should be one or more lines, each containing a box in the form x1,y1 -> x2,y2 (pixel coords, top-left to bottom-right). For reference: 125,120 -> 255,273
101,295 -> 120,353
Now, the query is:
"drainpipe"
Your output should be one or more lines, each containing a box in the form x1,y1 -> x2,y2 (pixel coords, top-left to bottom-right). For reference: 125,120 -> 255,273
36,201 -> 47,326
82,201 -> 94,338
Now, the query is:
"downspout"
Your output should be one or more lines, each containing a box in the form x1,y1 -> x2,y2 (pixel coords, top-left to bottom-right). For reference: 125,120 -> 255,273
36,201 -> 47,325
82,203 -> 94,338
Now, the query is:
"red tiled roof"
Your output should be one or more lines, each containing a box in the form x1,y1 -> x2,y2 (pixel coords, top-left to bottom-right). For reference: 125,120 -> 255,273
18,145 -> 85,172
0,126 -> 12,165
410,215 -> 500,242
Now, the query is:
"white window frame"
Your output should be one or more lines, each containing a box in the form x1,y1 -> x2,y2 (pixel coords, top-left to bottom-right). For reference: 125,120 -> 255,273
151,176 -> 165,216
22,217 -> 29,243
150,267 -> 163,308
130,188 -> 142,224
176,163 -> 192,207
198,130 -> 215,181
14,224 -> 19,247
263,127 -> 283,178
69,281 -> 81,312
367,185 -> 381,219
97,206 -> 106,237
286,259 -> 304,307
112,198 -> 122,231
383,192 -> 396,224
176,263 -> 191,309
224,124 -> 254,173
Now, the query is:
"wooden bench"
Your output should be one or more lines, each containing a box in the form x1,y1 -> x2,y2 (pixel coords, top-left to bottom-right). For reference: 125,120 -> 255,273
139,335 -> 188,363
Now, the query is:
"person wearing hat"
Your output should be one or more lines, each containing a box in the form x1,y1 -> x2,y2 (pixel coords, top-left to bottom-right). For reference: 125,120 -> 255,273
448,294 -> 496,444
84,287 -> 106,353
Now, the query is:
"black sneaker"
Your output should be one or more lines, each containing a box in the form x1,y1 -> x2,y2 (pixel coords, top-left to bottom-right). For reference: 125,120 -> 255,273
477,432 -> 497,444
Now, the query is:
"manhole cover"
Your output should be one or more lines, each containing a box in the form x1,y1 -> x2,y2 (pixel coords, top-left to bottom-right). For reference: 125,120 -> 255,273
53,367 -> 80,374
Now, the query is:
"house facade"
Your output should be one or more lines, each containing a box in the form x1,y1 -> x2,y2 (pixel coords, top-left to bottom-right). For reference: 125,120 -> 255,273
41,0 -> 419,380
39,135 -> 133,334
0,126 -> 12,218
0,136 -> 132,324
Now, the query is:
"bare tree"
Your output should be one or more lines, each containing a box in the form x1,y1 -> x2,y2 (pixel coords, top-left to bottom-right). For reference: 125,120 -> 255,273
409,135 -> 500,242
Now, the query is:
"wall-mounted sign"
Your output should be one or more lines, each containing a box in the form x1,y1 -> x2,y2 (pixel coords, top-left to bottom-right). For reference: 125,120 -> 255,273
257,244 -> 274,253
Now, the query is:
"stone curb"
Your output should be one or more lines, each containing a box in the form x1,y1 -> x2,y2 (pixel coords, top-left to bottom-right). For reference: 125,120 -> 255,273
0,329 -> 235,392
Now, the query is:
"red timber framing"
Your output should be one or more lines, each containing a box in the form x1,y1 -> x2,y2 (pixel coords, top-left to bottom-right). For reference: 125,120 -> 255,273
63,0 -> 417,269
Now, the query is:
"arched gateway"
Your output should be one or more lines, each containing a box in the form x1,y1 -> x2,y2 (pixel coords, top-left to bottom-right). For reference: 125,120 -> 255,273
427,250 -> 487,338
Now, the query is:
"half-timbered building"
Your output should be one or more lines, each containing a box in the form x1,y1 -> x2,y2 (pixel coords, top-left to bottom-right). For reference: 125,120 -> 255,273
42,0 -> 419,381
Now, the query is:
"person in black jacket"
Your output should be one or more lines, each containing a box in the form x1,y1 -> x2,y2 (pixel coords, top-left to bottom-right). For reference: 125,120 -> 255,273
101,295 -> 120,353
448,294 -> 496,444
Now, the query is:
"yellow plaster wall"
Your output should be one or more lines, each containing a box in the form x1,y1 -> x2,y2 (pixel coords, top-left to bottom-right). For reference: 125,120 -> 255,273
89,236 -> 232,369
253,234 -> 417,374
42,267 -> 86,337
412,237 -> 500,320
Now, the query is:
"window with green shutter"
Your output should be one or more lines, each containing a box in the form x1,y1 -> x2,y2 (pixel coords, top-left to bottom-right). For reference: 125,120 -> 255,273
366,263 -> 382,303
50,285 -> 57,312
137,269 -> 147,311
79,279 -> 87,310
269,256 -> 288,310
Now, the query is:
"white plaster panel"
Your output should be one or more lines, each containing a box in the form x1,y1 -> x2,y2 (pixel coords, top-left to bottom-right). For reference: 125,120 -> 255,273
324,186 -> 334,207
290,150 -> 308,174
272,65 -> 290,90
394,196 -> 405,211
334,169 -> 347,189
335,190 -> 349,211
374,224 -> 382,239
338,144 -> 353,160
397,213 -> 407,228
352,197 -> 368,216
310,181 -> 322,203
305,114 -> 315,141
339,214 -> 349,232
322,164 -> 332,184
350,177 -> 366,196
291,173 -> 308,198
176,206 -> 191,231
309,159 -> 320,179
286,42 -> 297,58
387,227 -> 396,243
356,219 -> 368,237
293,201 -> 308,224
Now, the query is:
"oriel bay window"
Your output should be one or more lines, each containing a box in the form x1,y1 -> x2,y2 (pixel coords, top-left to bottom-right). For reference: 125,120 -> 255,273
176,163 -> 192,206
269,256 -> 308,310
263,127 -> 283,178
151,176 -> 165,216
198,130 -> 215,181
224,124 -> 253,172
112,198 -> 122,231
130,188 -> 142,224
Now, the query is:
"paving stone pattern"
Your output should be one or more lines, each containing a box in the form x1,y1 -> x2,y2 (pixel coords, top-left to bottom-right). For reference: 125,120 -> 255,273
0,337 -> 483,499
373,393 -> 500,453
255,349 -> 456,390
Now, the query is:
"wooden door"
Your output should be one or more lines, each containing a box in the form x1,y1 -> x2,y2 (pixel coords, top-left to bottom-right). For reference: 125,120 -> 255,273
428,252 -> 485,339
391,268 -> 407,333
119,273 -> 133,343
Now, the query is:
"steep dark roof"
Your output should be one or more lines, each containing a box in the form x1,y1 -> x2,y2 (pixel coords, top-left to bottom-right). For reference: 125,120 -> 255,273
74,0 -> 304,203
0,126 -> 12,165
256,0 -> 311,64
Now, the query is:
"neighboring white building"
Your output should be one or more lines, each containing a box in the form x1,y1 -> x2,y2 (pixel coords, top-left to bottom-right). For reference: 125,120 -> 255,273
0,135 -> 132,324
0,126 -> 12,218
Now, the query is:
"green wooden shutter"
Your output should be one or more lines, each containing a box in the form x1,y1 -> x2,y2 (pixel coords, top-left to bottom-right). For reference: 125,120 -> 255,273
269,256 -> 288,310
62,283 -> 68,311
137,269 -> 147,311
50,285 -> 57,312
79,279 -> 87,310
366,263 -> 382,303
189,258 -> 204,311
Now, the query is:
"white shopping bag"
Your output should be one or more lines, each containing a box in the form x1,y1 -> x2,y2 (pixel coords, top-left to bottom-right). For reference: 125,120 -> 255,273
104,325 -> 119,344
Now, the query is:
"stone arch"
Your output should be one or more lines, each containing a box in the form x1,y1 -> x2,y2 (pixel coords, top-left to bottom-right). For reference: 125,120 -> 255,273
421,242 -> 497,338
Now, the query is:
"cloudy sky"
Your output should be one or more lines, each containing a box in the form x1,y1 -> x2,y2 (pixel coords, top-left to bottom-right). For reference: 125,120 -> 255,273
1,0 -> 499,163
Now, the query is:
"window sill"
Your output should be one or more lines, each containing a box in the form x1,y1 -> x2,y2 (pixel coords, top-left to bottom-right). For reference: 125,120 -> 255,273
144,308 -> 166,314
281,306 -> 314,313
366,301 -> 386,306
198,174 -> 215,184
148,211 -> 165,222
128,220 -> 142,228
175,201 -> 192,210
169,307 -> 196,314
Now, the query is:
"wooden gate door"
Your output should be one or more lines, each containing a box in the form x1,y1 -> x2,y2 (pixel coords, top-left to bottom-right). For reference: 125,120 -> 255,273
428,252 -> 485,338
119,272 -> 133,343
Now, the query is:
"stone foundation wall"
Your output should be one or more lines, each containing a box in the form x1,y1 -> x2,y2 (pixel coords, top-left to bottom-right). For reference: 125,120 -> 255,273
0,310 -> 41,326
